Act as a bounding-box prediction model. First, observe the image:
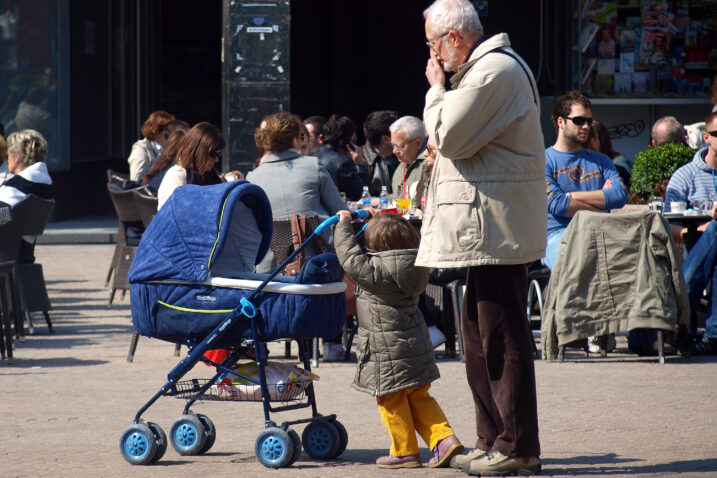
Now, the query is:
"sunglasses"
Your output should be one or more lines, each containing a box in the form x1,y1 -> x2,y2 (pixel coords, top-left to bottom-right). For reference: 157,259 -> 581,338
563,116 -> 593,127
210,151 -> 222,160
708,131 -> 717,138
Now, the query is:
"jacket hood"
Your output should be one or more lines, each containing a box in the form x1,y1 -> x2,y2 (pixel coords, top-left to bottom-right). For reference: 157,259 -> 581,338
19,162 -> 52,184
691,147 -> 712,172
369,249 -> 425,295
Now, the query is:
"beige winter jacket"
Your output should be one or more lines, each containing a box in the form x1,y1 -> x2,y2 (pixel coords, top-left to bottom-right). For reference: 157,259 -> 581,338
416,33 -> 546,267
541,210 -> 690,360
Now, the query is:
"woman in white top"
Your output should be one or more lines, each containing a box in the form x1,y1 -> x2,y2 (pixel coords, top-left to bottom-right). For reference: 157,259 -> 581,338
127,110 -> 175,182
157,122 -> 225,209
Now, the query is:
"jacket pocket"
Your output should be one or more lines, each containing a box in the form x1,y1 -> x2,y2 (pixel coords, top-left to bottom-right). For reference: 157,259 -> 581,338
434,180 -> 482,251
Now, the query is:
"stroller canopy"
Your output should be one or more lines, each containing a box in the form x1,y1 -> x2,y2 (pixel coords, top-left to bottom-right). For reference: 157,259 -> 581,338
129,180 -> 273,284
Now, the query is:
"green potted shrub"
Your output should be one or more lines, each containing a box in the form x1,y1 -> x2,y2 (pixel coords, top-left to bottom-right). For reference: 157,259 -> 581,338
629,142 -> 695,204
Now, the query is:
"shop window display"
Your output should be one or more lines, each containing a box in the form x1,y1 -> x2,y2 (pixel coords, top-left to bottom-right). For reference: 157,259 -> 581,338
580,0 -> 716,97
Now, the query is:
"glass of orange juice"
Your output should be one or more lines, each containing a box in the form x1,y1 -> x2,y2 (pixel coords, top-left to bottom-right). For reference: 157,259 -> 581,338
396,198 -> 411,212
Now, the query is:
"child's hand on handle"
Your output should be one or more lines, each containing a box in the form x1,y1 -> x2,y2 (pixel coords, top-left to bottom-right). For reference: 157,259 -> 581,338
337,210 -> 353,222
363,207 -> 379,217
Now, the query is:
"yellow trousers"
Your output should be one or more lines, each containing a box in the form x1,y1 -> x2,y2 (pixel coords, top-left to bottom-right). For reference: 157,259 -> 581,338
376,383 -> 455,456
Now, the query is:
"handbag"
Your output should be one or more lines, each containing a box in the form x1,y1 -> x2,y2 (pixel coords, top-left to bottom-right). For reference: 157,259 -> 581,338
286,214 -> 356,317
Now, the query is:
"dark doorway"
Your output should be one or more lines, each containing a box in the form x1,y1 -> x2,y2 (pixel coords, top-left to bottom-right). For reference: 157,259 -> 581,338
156,0 -> 222,127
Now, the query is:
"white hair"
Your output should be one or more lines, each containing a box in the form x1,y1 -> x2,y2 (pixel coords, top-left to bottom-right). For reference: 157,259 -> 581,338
390,116 -> 425,140
7,129 -> 48,168
423,0 -> 483,38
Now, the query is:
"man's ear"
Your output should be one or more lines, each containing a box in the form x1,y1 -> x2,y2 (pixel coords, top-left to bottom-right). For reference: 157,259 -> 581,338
318,133 -> 324,145
650,139 -> 656,147
381,135 -> 391,146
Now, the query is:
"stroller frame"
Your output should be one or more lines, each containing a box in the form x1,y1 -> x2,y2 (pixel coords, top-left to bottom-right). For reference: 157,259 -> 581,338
120,210 -> 368,468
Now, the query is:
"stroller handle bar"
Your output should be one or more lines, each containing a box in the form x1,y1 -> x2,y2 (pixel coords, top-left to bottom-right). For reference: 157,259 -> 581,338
314,209 -> 370,235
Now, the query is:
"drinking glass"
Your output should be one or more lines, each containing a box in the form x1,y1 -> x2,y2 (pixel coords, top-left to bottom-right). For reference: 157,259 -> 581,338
649,196 -> 664,214
396,198 -> 411,213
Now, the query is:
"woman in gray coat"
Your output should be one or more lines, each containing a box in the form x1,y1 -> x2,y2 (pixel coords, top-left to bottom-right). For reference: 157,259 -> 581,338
334,210 -> 462,469
246,112 -> 345,220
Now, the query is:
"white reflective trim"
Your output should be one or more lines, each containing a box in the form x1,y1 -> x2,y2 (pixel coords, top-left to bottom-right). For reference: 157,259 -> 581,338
149,277 -> 346,295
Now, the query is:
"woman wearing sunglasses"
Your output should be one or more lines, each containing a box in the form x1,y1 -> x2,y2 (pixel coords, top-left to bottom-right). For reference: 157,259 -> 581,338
157,122 -> 225,210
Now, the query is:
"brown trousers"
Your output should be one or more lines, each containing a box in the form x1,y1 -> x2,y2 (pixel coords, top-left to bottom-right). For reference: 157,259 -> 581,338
461,264 -> 540,458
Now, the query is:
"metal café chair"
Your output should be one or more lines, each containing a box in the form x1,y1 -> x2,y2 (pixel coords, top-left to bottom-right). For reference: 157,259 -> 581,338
106,181 -> 144,308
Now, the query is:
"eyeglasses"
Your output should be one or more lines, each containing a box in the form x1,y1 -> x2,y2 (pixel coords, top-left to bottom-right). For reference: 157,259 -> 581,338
563,116 -> 593,127
210,151 -> 222,160
426,31 -> 449,49
392,139 -> 416,150
708,131 -> 717,138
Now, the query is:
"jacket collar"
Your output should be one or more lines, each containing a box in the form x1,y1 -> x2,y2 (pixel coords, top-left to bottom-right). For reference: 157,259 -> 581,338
450,32 -> 511,89
262,149 -> 304,164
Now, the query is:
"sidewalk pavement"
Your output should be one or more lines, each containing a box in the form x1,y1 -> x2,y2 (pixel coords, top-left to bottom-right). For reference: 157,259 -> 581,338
2,243 -> 717,477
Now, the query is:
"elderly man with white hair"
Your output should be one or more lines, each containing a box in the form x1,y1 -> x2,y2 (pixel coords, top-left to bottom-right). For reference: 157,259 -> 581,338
389,115 -> 428,201
418,0 -> 544,475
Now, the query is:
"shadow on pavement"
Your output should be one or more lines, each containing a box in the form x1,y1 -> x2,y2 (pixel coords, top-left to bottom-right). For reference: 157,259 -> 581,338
545,454 -> 717,475
0,357 -> 108,368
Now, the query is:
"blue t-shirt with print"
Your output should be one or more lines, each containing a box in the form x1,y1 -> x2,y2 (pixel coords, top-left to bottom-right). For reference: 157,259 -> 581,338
545,146 -> 626,235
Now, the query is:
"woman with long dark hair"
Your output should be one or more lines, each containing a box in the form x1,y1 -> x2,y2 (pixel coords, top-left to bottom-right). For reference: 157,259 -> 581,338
157,122 -> 225,209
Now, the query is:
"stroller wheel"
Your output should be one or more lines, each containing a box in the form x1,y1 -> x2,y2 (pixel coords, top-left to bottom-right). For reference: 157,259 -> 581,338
255,427 -> 294,468
147,422 -> 167,463
287,428 -> 302,466
302,421 -> 340,460
331,420 -> 348,458
196,413 -> 217,454
119,423 -> 158,465
169,414 -> 207,456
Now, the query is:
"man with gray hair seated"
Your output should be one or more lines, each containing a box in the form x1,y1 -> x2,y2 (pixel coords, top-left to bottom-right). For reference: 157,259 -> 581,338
389,116 -> 428,201
651,116 -> 688,147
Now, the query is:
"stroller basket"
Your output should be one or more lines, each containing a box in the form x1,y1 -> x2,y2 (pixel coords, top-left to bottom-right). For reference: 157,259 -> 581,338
172,379 -> 310,403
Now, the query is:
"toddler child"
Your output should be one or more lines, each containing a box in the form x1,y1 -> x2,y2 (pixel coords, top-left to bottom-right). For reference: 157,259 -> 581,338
333,209 -> 463,469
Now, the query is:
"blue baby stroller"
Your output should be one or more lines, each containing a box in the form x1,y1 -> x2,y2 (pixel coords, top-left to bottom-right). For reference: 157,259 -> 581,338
119,180 -> 366,467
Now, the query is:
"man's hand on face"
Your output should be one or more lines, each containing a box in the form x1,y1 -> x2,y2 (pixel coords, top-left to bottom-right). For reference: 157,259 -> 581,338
426,49 -> 445,87
347,142 -> 366,166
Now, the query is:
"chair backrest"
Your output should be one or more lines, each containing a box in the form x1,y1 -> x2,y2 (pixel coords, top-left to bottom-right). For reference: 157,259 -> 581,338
269,215 -> 322,266
107,169 -> 136,190
107,183 -> 143,223
132,185 -> 158,228
0,195 -> 55,262
9,194 -> 55,236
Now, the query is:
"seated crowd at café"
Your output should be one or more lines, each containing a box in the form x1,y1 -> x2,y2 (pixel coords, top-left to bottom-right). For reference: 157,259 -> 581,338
94,86 -> 717,359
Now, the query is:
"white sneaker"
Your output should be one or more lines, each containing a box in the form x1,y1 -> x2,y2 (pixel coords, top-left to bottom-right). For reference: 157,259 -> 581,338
428,325 -> 446,349
587,334 -> 616,353
323,342 -> 344,361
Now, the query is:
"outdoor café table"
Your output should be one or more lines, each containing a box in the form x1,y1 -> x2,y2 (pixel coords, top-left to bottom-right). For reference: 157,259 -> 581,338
663,211 -> 712,251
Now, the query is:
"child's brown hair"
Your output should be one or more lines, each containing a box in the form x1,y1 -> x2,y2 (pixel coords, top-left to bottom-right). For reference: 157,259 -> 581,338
364,214 -> 420,252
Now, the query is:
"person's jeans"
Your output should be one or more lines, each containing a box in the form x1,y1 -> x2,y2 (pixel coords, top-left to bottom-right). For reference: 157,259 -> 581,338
682,220 -> 717,339
541,227 -> 566,271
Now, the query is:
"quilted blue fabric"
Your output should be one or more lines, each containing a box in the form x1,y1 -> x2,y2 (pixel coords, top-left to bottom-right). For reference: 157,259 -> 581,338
128,180 -> 273,284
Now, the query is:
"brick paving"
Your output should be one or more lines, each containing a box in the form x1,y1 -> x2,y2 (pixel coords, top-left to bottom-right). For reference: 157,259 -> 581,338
1,244 -> 717,477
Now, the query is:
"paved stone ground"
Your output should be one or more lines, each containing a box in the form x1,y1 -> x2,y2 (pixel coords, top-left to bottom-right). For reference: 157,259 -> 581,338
2,244 -> 717,477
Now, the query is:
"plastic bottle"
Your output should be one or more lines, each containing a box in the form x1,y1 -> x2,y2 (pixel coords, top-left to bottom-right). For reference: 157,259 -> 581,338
360,186 -> 371,209
421,187 -> 428,210
378,185 -> 388,210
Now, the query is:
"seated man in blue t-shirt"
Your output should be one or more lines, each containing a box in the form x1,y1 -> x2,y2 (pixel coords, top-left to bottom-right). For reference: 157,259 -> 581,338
543,91 -> 626,270
665,111 -> 717,355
